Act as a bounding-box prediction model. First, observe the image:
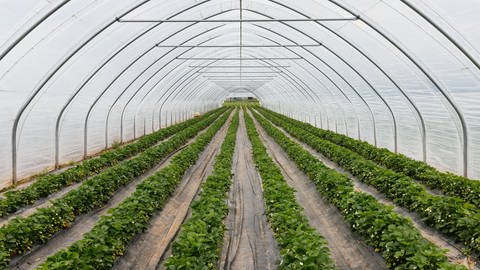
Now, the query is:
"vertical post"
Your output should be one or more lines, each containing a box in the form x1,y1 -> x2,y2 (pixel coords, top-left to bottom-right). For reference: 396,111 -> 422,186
133,116 -> 137,140
143,116 -> 146,137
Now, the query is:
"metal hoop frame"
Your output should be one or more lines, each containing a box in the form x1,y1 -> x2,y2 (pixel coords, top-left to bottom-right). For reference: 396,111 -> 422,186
2,0 -> 476,183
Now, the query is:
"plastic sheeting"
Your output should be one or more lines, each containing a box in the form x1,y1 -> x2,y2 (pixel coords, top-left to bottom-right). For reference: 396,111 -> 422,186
0,0 -> 479,188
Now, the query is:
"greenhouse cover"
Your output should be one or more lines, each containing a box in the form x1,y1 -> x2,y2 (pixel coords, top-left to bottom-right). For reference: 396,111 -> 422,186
0,0 -> 479,188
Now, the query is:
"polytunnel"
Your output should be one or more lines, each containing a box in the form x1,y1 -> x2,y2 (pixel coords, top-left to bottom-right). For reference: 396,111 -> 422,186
0,0 -> 480,269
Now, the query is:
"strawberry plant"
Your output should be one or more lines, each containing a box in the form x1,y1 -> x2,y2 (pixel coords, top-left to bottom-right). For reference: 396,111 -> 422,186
244,111 -> 336,270
36,109 -> 233,270
256,108 -> 480,257
0,109 -> 230,268
252,109 -> 466,270
165,111 -> 239,269
258,107 -> 480,208
0,108 -> 223,217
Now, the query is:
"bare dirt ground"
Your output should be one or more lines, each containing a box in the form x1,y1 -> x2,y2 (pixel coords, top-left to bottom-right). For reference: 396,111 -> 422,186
218,110 -> 280,270
113,112 -> 233,270
9,120 -> 220,270
250,111 -> 387,270
255,111 -> 477,270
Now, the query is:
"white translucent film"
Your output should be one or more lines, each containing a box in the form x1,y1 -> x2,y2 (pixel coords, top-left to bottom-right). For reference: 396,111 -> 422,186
0,0 -> 479,188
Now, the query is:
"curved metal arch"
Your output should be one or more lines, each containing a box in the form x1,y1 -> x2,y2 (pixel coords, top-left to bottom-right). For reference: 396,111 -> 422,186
256,32 -> 352,104
112,36 -> 331,142
185,68 -> 280,105
3,0 -> 471,181
323,0 -> 468,176
149,61 -> 323,129
176,65 -> 276,105
176,89 -> 208,123
265,0 -> 426,158
139,77 -> 221,135
154,76 -> 224,130
169,79 -> 222,122
125,24 -> 366,140
260,39 -> 373,138
57,4 -> 363,158
321,43 -> 398,150
171,79 -> 212,116
249,51 -> 335,105
86,39 -> 227,155
400,0 -> 480,74
0,0 -> 71,61
120,61 -> 216,141
102,29 -> 224,148
160,73 -> 230,115
13,1 -> 422,177
255,78 -> 310,113
199,85 -> 233,105
252,31 -> 360,132
157,79 -> 229,128
249,17 -> 379,144
104,31 -> 219,146
242,6 -> 398,153
147,55 -> 313,129
55,0 -> 218,164
178,84 -> 228,114
118,47 -> 223,143
127,59 -> 223,138
156,78 -> 215,129
177,76 -> 224,103
155,82 -> 219,131
57,4 -> 373,168
260,56 -> 351,136
164,82 -> 224,127
11,0 -> 153,182
255,31 -> 360,138
144,53 -> 309,129
121,63 -> 210,140
128,54 -> 251,136
141,67 -> 213,136
133,56 -> 334,148
251,59 -> 348,133
207,8 -> 382,146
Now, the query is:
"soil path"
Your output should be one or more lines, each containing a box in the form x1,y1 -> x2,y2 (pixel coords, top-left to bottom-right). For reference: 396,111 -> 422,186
10,120 -> 218,270
113,112 -> 233,270
250,111 -> 387,270
219,110 -> 280,270
254,110 -> 476,269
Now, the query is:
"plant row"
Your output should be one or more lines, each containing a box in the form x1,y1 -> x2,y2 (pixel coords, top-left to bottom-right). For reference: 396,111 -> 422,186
0,108 -> 223,217
256,109 -> 480,257
245,111 -> 337,269
0,109 -> 230,268
258,107 -> 480,208
164,111 -> 239,269
36,109 -> 233,269
251,110 -> 465,269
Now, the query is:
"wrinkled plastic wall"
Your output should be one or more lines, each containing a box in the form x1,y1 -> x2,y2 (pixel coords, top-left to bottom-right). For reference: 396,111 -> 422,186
0,0 -> 479,188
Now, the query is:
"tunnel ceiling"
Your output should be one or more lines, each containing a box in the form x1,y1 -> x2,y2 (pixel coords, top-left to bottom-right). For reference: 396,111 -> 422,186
0,0 -> 480,185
